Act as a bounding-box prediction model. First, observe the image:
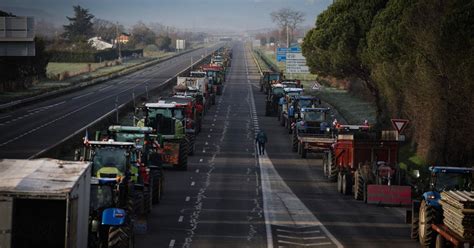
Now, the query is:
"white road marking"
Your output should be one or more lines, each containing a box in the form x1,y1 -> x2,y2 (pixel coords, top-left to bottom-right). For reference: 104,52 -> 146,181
196,169 -> 200,173
199,158 -> 203,162
178,216 -> 184,222
208,135 -> 211,138
212,123 -> 215,126
278,240 -> 332,246
191,181 -> 195,186
210,129 -> 213,132
277,235 -> 326,240
72,91 -> 94,100
185,196 -> 191,202
98,85 -> 113,92
277,229 -> 320,234
169,239 -> 175,248
0,115 -> 11,120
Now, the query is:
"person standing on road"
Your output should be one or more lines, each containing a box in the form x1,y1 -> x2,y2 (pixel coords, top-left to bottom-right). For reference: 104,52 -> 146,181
255,130 -> 268,155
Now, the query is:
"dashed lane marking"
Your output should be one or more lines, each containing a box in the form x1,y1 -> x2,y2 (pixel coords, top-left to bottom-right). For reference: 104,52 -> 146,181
185,196 -> 191,202
191,181 -> 195,186
178,216 -> 184,222
168,239 -> 175,248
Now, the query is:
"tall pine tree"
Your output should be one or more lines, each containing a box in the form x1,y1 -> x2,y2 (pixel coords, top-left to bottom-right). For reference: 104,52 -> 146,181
63,5 -> 94,42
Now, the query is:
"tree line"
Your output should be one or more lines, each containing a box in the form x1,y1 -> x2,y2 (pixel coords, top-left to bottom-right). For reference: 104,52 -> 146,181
302,0 -> 473,165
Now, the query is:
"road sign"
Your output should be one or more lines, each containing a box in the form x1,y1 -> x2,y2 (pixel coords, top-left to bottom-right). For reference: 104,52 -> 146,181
312,82 -> 321,91
285,52 -> 309,73
276,48 -> 287,62
391,119 -> 409,134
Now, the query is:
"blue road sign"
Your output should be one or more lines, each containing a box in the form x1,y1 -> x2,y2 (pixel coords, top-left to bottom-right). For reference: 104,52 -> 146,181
276,48 -> 287,62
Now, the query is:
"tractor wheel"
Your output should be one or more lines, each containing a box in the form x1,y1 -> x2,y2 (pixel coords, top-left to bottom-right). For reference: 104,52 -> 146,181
265,102 -> 270,116
291,131 -> 298,152
178,141 -> 188,171
131,190 -> 144,216
411,208 -> 420,240
143,180 -> 152,213
301,144 -> 307,158
435,234 -> 446,248
354,170 -> 364,200
328,152 -> 337,182
108,222 -> 134,248
323,155 -> 329,177
151,170 -> 162,204
187,134 -> 195,156
280,115 -> 285,126
418,200 -> 437,247
342,172 -> 352,195
337,172 -> 343,194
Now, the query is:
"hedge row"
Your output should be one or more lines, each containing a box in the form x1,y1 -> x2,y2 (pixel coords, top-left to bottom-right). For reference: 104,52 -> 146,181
48,49 -> 143,63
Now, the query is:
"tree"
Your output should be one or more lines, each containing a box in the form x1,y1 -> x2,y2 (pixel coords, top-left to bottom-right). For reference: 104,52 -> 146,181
63,5 -> 94,42
271,8 -> 305,47
155,35 -> 172,51
128,22 -> 156,49
93,19 -> 124,43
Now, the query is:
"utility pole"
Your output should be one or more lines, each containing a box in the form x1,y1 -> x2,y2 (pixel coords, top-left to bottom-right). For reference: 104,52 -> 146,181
116,22 -> 122,62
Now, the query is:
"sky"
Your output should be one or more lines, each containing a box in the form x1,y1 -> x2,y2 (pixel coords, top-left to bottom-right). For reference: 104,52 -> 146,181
0,0 -> 332,32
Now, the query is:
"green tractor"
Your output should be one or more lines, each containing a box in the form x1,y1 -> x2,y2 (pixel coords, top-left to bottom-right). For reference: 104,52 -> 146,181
83,140 -> 139,248
142,101 -> 189,170
108,125 -> 164,204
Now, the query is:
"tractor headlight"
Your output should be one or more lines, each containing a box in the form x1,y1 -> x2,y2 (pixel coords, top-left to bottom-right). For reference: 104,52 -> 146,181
428,195 -> 436,200
91,219 -> 99,232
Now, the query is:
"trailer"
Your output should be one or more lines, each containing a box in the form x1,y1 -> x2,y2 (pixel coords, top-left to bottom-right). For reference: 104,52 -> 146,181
331,129 -> 411,205
0,159 -> 91,248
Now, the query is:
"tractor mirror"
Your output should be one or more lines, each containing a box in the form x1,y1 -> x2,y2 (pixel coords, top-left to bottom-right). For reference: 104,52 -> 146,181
412,170 -> 420,179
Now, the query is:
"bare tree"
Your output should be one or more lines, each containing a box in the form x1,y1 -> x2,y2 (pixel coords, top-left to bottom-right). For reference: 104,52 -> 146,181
93,19 -> 124,43
270,8 -> 305,47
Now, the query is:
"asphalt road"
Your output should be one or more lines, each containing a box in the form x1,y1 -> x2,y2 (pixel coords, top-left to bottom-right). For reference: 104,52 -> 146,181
0,45 -> 220,159
137,42 -> 419,248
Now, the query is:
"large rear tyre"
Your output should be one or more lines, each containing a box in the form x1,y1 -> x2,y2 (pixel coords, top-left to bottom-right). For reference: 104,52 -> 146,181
337,172 -> 343,194
354,170 -> 364,200
178,141 -> 188,171
418,200 -> 437,247
151,172 -> 162,204
323,155 -> 329,177
107,224 -> 134,248
291,131 -> 298,152
328,152 -> 337,182
342,172 -> 352,195
187,134 -> 196,156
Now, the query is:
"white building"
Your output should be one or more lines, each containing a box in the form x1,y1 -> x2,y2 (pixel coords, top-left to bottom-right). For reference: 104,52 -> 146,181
88,37 -> 113,50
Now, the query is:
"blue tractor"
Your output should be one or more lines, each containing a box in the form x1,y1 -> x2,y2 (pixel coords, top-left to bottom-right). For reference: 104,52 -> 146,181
410,166 -> 473,247
89,177 -> 134,248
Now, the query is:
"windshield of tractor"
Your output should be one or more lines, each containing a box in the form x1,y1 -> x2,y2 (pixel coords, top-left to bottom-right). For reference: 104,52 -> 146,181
435,172 -> 473,191
303,111 -> 326,122
207,71 -> 217,77
90,184 -> 114,210
92,147 -> 127,176
269,74 -> 280,81
283,83 -> 298,88
299,99 -> 314,108
286,92 -> 302,97
148,107 -> 184,120
272,88 -> 284,95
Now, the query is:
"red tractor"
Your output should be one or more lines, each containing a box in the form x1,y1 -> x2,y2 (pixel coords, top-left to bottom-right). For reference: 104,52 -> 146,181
330,127 -> 411,205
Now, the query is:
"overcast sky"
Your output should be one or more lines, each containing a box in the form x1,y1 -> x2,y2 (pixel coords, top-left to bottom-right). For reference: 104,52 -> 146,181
1,0 -> 332,31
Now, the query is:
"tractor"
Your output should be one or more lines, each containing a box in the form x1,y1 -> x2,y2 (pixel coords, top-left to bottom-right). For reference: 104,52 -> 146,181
202,64 -> 225,95
260,71 -> 283,94
291,107 -> 333,159
88,177 -> 134,248
410,166 -> 474,248
265,84 -> 285,117
107,125 -> 164,204
83,140 -> 141,248
143,101 -> 189,170
278,87 -> 303,124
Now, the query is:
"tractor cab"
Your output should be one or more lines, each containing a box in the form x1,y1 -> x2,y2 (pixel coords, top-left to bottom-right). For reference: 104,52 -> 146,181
420,166 -> 474,207
260,71 -> 283,94
297,96 -> 321,110
202,64 -> 225,95
108,125 -> 153,148
296,108 -> 330,134
144,101 -> 186,139
265,84 -> 286,116
86,140 -> 136,181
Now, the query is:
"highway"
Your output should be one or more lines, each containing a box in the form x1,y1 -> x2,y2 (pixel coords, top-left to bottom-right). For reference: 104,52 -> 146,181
0,45 -> 220,159
136,42 -> 418,248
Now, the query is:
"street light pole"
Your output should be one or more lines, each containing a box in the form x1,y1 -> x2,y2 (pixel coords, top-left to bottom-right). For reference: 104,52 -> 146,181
286,23 -> 289,48
116,22 -> 122,62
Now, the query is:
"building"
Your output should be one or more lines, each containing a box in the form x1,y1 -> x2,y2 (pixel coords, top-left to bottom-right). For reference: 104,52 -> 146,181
88,37 -> 113,50
117,33 -> 130,44
0,16 -> 35,56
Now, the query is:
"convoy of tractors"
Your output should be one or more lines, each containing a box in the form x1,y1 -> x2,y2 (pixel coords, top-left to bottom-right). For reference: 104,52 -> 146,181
257,60 -> 473,248
0,47 -> 232,248
0,45 -> 472,248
